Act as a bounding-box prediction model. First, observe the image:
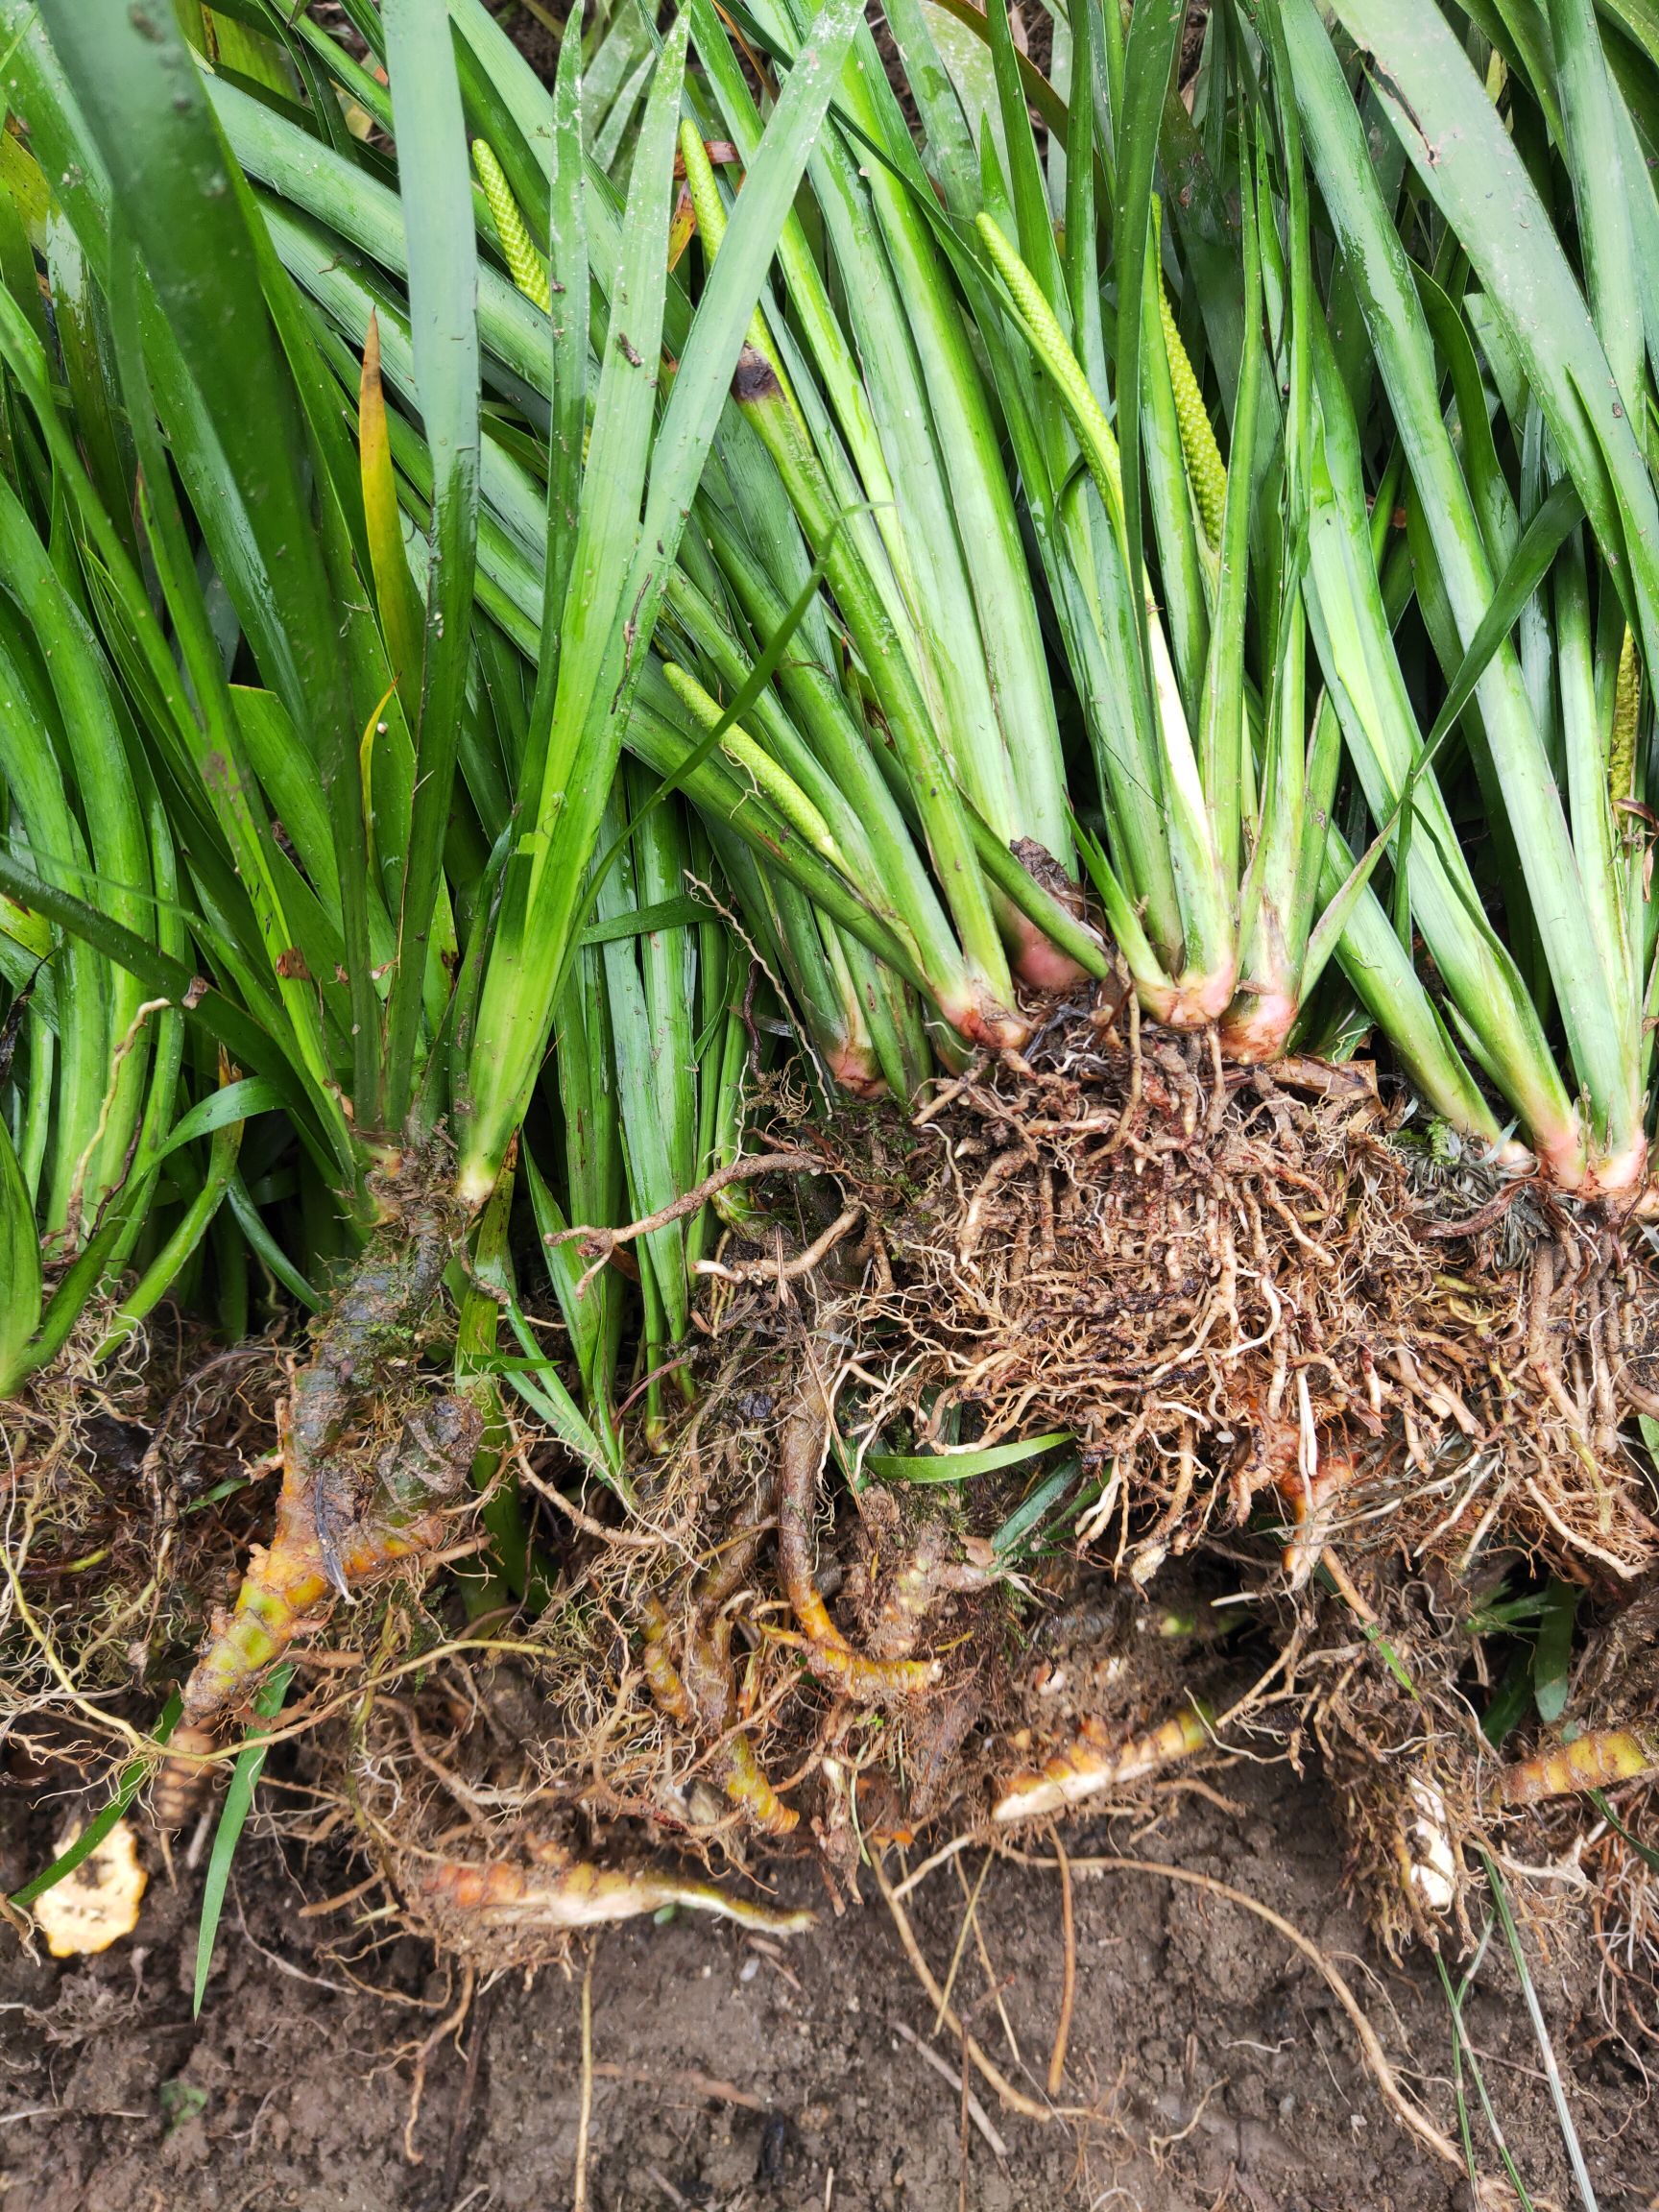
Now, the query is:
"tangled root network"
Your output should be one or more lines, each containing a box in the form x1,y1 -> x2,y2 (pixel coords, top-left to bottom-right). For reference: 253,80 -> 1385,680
333,997 -> 1659,1968
16,1002 -> 1659,1974
834,999 -> 1659,1588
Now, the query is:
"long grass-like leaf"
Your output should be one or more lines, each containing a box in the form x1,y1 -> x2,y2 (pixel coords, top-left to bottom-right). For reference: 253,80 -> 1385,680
456,0 -> 868,1205
1286,0 -> 1639,1187
0,1114 -> 41,1393
1329,0 -> 1659,674
193,1663 -> 293,2018
34,1 -> 350,763
1479,1850 -> 1602,2212
381,0 -> 481,1128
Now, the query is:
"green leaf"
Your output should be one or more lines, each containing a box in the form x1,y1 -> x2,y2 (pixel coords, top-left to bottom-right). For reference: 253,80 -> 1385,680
865,1430 -> 1071,1482
992,1455 -> 1082,1558
1483,1647 -> 1537,1748
596,779 -> 697,1351
1327,0 -> 1659,675
502,1295 -> 627,1497
1587,1788 -> 1659,1874
11,1693 -> 182,1909
1114,0 -> 1184,704
522,1135 -> 621,1455
33,0 -> 350,762
457,0 -> 869,1205
381,0 -> 482,1127
1433,1936 -> 1543,2212
155,1079 -> 283,1162
194,1663 -> 293,2017
1423,481 -> 1587,759
0,846 -> 309,1121
579,895 -> 709,946
1286,0 -> 1635,1180
458,10 -> 691,1204
1479,1850 -> 1602,2212
0,473 -> 153,1213
1357,1621 -> 1419,1698
1311,478 -> 1589,987
97,1094 -> 247,1361
3,29 -> 362,1167
1532,1578 -> 1578,1726
538,15 -> 587,725
225,1171 -> 322,1310
358,314 -> 427,706
0,1082 -> 42,1394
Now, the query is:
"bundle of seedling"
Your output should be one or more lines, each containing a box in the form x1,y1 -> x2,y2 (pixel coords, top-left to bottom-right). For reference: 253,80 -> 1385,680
3,0 -> 1659,2063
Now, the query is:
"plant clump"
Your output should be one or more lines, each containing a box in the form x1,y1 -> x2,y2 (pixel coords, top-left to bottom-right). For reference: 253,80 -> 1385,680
7,6 -> 1659,2157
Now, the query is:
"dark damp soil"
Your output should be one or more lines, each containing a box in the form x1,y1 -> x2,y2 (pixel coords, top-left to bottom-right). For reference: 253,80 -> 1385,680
3,1754 -> 1654,2212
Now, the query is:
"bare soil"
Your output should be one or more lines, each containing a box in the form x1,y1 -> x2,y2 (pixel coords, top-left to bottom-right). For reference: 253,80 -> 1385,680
3,1750 -> 1654,2212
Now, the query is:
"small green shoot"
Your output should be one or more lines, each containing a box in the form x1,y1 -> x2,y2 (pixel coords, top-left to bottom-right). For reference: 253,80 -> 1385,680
1434,1926 -> 1539,2211
992,1455 -> 1084,1562
158,2078 -> 209,2135
193,1663 -> 294,2018
1587,1791 -> 1659,1876
1479,1848 -> 1601,2212
1483,1648 -> 1537,1748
